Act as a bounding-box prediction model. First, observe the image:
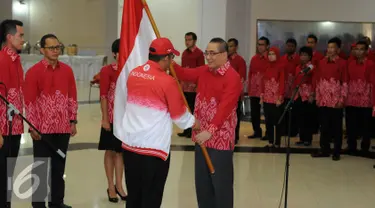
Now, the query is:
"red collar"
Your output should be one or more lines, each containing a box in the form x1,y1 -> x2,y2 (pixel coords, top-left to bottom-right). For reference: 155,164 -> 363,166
257,52 -> 267,59
1,46 -> 19,62
325,55 -> 339,63
210,61 -> 230,76
187,46 -> 197,53
301,61 -> 312,68
111,63 -> 118,71
146,60 -> 164,72
356,57 -> 367,65
286,53 -> 297,60
229,53 -> 238,60
41,59 -> 60,69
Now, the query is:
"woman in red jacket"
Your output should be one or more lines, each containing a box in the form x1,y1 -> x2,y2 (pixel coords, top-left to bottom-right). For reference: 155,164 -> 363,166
260,47 -> 285,148
98,39 -> 127,202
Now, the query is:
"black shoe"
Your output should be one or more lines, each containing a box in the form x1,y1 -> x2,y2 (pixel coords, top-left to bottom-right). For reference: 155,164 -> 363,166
344,148 -> 358,156
177,132 -> 186,137
311,151 -> 330,158
107,189 -> 119,203
303,142 -> 312,146
185,133 -> 192,138
359,150 -> 370,158
115,186 -> 127,201
49,204 -> 72,208
332,154 -> 341,161
248,133 -> 262,139
295,141 -> 304,146
261,136 -> 268,141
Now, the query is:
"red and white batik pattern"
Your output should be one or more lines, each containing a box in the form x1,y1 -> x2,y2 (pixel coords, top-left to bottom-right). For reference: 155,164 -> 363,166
27,90 -> 77,134
346,80 -> 372,108
192,93 -> 237,150
249,72 -> 263,97
297,84 -> 313,102
316,78 -> 348,107
100,82 -> 117,123
0,88 -> 24,135
262,78 -> 280,104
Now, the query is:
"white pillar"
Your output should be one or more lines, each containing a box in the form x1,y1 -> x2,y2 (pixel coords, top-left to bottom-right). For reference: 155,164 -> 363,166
199,0 -> 251,61
198,0 -> 227,50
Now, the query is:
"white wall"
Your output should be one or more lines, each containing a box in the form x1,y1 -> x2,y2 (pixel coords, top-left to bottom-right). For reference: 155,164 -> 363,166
0,0 -> 13,23
118,0 -> 201,64
10,0 -> 118,57
249,0 -> 375,58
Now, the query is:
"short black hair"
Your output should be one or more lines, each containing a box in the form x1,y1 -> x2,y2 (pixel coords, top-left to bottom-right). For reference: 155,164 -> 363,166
40,34 -> 59,48
185,32 -> 197,41
328,37 -> 342,48
228,38 -> 239,47
286,38 -> 297,46
112,39 -> 120,53
0,19 -> 23,45
209,37 -> 228,52
299,46 -> 313,60
356,40 -> 369,50
148,47 -> 170,62
258,36 -> 270,45
307,34 -> 318,43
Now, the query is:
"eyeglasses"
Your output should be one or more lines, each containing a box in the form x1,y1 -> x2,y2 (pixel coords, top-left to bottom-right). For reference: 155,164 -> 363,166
44,45 -> 61,51
204,51 -> 223,57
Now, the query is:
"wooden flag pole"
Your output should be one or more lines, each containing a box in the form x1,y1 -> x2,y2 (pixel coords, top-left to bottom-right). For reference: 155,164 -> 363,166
142,0 -> 215,174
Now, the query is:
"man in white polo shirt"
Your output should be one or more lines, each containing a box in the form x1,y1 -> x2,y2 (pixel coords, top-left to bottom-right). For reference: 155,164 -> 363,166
121,37 -> 197,208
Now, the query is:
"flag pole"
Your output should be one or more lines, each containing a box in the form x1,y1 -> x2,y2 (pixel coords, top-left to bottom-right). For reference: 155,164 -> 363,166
142,0 -> 215,174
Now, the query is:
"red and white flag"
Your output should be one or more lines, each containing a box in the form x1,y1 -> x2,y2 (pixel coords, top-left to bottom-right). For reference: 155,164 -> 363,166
113,0 -> 157,142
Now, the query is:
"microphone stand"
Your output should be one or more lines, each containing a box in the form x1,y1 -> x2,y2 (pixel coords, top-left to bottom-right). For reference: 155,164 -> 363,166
0,94 -> 66,159
277,72 -> 308,208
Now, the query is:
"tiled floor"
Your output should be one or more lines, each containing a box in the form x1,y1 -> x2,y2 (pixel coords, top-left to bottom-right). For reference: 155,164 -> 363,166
9,83 -> 375,207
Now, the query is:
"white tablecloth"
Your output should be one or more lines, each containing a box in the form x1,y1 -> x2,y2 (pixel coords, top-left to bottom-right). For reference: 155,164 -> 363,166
20,54 -> 107,81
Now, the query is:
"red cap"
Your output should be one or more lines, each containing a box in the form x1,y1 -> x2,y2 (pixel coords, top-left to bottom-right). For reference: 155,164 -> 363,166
149,37 -> 180,56
351,43 -> 356,48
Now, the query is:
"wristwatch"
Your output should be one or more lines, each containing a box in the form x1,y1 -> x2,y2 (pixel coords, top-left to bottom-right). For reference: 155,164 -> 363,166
70,120 -> 78,124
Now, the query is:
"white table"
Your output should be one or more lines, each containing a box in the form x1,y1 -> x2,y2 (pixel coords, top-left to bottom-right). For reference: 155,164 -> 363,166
20,54 -> 107,81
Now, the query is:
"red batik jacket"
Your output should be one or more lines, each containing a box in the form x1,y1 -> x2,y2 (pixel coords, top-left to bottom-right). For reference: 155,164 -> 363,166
314,56 -> 348,108
24,59 -> 78,134
346,58 -> 375,108
0,46 -> 24,136
292,62 -> 316,102
260,47 -> 285,104
281,53 -> 299,98
248,53 -> 268,97
99,63 -> 118,123
174,61 -> 242,150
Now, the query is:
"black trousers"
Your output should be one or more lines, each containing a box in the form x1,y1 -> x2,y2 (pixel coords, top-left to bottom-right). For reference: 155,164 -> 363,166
235,98 -> 242,142
281,98 -> 298,136
263,103 -> 283,145
123,150 -> 170,208
295,98 -> 314,143
32,134 -> 70,207
345,106 -> 372,151
250,97 -> 262,135
195,145 -> 233,208
311,101 -> 320,134
182,92 -> 196,136
0,135 -> 21,207
319,107 -> 343,155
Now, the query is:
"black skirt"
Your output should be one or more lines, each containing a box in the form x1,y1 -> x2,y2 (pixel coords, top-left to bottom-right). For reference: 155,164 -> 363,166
98,124 -> 123,153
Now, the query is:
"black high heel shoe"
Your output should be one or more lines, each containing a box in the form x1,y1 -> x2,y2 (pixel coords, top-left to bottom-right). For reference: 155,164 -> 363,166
115,186 -> 128,201
107,189 -> 119,203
